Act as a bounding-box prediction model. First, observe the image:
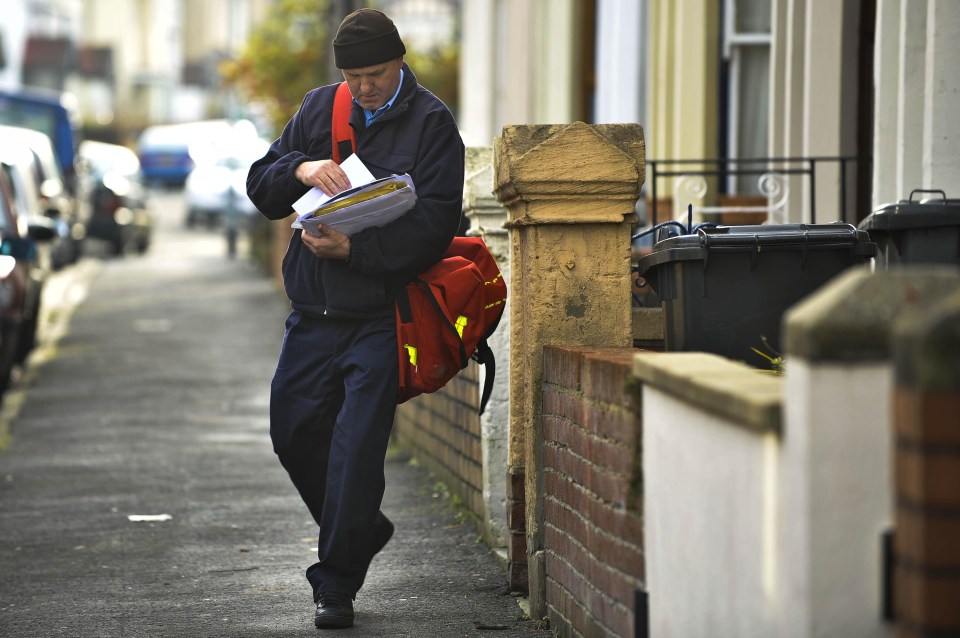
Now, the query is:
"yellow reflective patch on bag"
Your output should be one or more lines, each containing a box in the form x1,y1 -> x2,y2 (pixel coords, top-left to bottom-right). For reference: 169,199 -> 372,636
455,315 -> 467,338
405,344 -> 417,365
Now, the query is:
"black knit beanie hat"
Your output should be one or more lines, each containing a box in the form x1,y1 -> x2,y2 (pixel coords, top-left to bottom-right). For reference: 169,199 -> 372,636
333,8 -> 406,69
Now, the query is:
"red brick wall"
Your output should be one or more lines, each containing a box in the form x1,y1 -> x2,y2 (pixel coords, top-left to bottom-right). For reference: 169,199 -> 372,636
542,346 -> 645,638
894,387 -> 960,638
506,465 -> 527,592
393,362 -> 484,519
892,291 -> 960,638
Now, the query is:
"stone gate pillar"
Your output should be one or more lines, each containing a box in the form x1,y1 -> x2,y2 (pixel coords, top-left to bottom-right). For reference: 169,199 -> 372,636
494,122 -> 645,616
463,147 -> 511,550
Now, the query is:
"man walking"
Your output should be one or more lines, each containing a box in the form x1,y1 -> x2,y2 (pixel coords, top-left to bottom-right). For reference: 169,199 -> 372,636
246,7 -> 465,629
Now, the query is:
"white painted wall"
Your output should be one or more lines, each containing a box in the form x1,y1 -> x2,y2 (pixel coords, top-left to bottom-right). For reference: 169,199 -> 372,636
895,0 -> 926,202
536,0 -> 578,125
460,0 -> 584,146
642,357 -> 896,637
459,0 -> 496,146
594,0 -> 647,125
779,360 -> 894,638
496,0 -> 535,129
872,0 -> 900,209
771,0 -> 868,223
769,0 -> 808,223
872,0 -> 960,209
801,0 -> 859,223
644,387 -> 778,638
922,0 -> 960,191
463,146 -> 511,547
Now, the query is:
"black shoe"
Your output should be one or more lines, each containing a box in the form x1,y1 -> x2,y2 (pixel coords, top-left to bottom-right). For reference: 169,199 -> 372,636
315,591 -> 354,629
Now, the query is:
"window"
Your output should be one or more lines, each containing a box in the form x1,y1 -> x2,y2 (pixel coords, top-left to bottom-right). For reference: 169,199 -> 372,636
723,0 -> 771,194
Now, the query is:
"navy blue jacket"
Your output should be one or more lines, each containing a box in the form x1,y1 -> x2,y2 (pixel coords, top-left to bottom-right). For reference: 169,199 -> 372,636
247,64 -> 465,318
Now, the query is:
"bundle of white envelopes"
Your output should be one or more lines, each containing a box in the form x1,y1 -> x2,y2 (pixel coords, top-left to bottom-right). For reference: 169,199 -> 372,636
292,154 -> 417,237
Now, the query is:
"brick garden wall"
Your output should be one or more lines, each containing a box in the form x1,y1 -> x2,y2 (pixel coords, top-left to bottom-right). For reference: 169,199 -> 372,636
393,362 -> 485,520
894,386 -> 960,637
893,290 -> 960,638
541,346 -> 645,638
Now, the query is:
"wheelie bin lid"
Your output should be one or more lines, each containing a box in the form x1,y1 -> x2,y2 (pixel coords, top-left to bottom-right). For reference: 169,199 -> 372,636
859,189 -> 960,231
636,222 -> 876,274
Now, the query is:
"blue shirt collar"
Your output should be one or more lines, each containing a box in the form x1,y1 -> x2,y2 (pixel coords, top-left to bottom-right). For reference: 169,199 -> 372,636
357,68 -> 405,127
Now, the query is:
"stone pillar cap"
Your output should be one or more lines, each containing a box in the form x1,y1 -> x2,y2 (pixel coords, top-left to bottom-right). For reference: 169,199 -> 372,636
784,266 -> 960,362
493,122 -> 645,226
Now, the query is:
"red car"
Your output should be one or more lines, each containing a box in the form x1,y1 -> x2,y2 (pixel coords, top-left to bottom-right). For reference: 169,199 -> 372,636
0,162 -> 56,394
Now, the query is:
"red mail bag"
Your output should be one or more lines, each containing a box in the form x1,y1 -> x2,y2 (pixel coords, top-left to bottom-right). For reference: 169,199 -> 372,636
395,237 -> 506,414
327,83 -> 506,413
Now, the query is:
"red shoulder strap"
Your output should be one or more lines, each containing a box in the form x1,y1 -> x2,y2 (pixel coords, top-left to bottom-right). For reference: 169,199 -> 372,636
331,82 -> 357,164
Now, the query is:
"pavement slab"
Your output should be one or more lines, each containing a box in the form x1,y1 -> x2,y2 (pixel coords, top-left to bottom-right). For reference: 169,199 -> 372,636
0,196 -> 551,638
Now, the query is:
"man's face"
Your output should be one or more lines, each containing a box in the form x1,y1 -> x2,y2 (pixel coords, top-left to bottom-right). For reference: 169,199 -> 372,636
342,58 -> 404,111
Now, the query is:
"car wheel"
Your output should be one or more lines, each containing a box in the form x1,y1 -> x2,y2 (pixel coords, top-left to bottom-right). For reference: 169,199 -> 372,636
14,318 -> 37,365
0,319 -> 18,395
14,300 -> 40,366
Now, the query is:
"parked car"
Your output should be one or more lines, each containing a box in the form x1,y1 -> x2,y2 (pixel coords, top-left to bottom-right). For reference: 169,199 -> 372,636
184,135 -> 269,228
0,125 -> 80,269
0,150 -> 57,393
77,140 -> 153,256
0,139 -> 55,276
137,118 -> 259,187
136,123 -> 195,187
0,87 -> 81,192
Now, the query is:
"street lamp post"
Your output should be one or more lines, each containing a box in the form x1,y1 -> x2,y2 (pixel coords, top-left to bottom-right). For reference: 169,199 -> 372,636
327,0 -> 363,84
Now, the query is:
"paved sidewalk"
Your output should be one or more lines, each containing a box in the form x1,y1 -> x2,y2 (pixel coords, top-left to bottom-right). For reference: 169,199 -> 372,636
0,206 -> 549,637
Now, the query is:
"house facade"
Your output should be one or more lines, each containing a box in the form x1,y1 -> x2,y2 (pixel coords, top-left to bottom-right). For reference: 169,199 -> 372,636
392,1 -> 960,636
458,0 -> 958,226
1,0 -> 273,142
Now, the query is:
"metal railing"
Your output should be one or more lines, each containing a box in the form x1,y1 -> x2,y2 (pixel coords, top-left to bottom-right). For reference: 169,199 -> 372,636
632,155 -> 871,310
646,156 -> 870,227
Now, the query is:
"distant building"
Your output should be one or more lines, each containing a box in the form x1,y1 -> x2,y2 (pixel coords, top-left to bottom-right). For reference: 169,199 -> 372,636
459,0 -> 959,226
0,0 -> 273,143
0,0 -> 81,92
382,0 -> 459,51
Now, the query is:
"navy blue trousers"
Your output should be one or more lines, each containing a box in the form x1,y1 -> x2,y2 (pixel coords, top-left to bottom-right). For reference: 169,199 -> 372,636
269,310 -> 398,598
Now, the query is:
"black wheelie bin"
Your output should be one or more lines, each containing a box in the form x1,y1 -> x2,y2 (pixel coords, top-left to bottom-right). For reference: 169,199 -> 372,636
858,189 -> 960,268
636,223 -> 877,368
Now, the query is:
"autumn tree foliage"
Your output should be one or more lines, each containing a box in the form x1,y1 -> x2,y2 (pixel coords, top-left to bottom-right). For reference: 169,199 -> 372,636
220,0 -> 332,138
403,42 -> 459,118
222,0 -> 460,136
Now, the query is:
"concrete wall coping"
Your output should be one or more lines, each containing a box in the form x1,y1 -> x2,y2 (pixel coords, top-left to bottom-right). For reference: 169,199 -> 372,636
784,266 -> 960,363
894,288 -> 960,391
632,351 -> 782,433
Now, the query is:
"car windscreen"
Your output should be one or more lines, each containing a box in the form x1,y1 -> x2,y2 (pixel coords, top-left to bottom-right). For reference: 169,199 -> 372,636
0,101 -> 57,142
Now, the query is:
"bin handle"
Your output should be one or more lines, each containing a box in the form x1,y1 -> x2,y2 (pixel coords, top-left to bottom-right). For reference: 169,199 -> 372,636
908,189 -> 947,204
696,224 -> 858,247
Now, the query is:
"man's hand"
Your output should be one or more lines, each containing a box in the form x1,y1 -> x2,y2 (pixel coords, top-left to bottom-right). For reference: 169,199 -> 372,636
296,159 -> 351,196
302,224 -> 351,261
